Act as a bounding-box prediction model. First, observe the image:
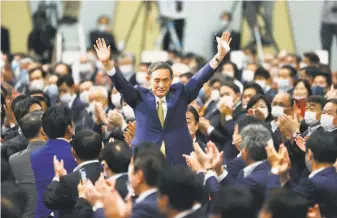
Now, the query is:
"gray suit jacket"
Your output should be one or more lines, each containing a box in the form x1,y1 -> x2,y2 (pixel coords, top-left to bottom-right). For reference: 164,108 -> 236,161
9,140 -> 46,218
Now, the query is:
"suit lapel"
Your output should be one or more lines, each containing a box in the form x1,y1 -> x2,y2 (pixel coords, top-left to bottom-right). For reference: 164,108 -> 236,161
163,91 -> 176,130
144,90 -> 162,129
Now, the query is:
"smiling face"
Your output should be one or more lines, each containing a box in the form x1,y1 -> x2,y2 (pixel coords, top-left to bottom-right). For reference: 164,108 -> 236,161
149,69 -> 172,98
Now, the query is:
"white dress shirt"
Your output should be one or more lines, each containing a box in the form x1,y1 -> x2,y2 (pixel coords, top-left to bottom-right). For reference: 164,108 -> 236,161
242,160 -> 264,178
308,167 -> 327,179
155,96 -> 167,119
135,188 -> 158,203
173,203 -> 202,218
270,120 -> 278,133
68,94 -> 77,108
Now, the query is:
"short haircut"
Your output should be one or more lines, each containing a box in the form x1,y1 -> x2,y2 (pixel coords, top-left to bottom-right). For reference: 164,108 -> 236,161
246,94 -> 273,122
187,105 -> 199,123
18,111 -> 44,139
158,166 -> 204,211
11,94 -> 29,112
240,124 -> 272,161
56,75 -> 74,88
13,97 -> 41,122
306,131 -> 337,163
133,142 -> 166,187
328,98 -> 337,113
243,82 -> 264,96
209,77 -> 222,87
148,61 -> 173,78
301,66 -> 319,78
71,130 -> 102,160
254,67 -> 271,80
307,95 -> 327,110
42,106 -> 73,139
223,61 -> 239,78
179,72 -> 193,80
294,79 -> 312,96
28,67 -> 47,79
304,52 -> 320,65
53,62 -> 72,75
211,187 -> 255,218
287,53 -> 301,64
314,72 -> 332,87
237,115 -> 264,133
222,81 -> 241,94
101,140 -> 131,174
281,65 -> 297,78
89,86 -> 108,99
264,188 -> 309,218
220,11 -> 232,21
33,95 -> 51,108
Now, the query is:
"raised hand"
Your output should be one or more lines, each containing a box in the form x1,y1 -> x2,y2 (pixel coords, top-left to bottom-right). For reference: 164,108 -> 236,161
232,125 -> 242,151
94,38 -> 111,64
216,32 -> 232,59
325,86 -> 337,100
193,142 -> 212,169
53,155 -> 67,178
183,152 -> 204,172
295,135 -> 306,152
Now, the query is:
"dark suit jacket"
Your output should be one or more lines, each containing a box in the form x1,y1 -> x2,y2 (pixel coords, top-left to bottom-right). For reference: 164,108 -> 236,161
1,26 -> 10,53
1,134 -> 28,161
225,156 -> 246,179
9,140 -> 46,218
44,161 -> 103,218
90,31 -> 119,55
70,96 -> 89,132
301,125 -> 324,137
2,125 -> 19,141
30,139 -> 77,218
110,64 -> 217,164
267,167 -> 337,218
265,88 -> 277,103
213,30 -> 240,62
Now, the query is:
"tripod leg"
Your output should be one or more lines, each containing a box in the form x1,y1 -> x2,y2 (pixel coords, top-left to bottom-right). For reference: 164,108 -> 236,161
154,27 -> 168,50
167,21 -> 182,51
124,2 -> 143,49
140,3 -> 150,55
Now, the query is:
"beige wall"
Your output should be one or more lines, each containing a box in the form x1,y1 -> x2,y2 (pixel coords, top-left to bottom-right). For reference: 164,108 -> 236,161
1,1 -> 32,53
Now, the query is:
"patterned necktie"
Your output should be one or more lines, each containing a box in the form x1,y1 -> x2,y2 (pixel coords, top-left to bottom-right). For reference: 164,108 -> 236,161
157,100 -> 166,155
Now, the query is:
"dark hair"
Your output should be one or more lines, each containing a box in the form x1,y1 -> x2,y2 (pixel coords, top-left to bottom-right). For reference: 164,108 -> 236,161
220,11 -> 232,21
11,94 -> 29,112
140,62 -> 151,67
32,95 -> 51,108
56,75 -> 74,88
265,189 -> 309,218
293,79 -> 312,96
187,106 -> 199,123
223,61 -> 239,79
328,98 -> 337,113
306,131 -> 337,163
101,140 -> 131,173
28,67 -> 47,79
254,67 -> 271,80
243,82 -> 264,96
303,52 -> 320,65
287,54 -> 301,64
222,81 -> 241,94
133,143 -> 166,187
281,65 -> 297,78
246,94 -> 273,122
42,106 -> 73,139
148,61 -> 173,78
318,64 -> 332,75
179,72 -> 193,80
158,166 -> 203,211
314,72 -> 332,87
18,111 -> 44,139
211,187 -> 255,218
53,62 -> 72,75
13,97 -> 41,122
97,15 -> 110,23
307,95 -> 327,110
301,66 -> 319,78
237,115 -> 264,133
72,130 -> 102,160
209,77 -> 222,87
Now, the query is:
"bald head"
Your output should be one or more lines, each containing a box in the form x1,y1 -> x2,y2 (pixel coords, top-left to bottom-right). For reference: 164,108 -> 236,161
89,86 -> 108,106
272,92 -> 293,108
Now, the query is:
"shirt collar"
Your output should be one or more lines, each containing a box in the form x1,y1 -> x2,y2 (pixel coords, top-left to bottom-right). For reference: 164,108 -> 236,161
308,167 -> 327,179
192,137 -> 196,144
135,188 -> 157,203
110,172 -> 127,180
243,160 -> 264,178
173,203 -> 202,218
73,160 -> 99,172
56,138 -> 70,143
155,95 -> 167,104
307,123 -> 321,136
68,94 -> 77,108
271,120 -> 278,133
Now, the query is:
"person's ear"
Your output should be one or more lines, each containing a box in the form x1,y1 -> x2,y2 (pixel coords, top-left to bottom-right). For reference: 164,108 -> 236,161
71,147 -> 77,159
135,169 -> 144,184
146,75 -> 150,82
333,116 -> 337,126
307,149 -> 313,161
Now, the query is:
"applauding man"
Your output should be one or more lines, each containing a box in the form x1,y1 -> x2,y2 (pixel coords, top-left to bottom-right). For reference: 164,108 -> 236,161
94,32 -> 231,164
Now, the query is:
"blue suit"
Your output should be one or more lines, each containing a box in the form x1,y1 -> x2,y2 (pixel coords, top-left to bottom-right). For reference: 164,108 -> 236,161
109,64 -> 216,164
31,139 -> 77,218
268,167 -> 337,218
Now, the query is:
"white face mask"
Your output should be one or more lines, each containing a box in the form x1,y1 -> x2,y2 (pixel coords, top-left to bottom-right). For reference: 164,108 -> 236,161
172,76 -> 180,84
211,89 -> 220,101
242,70 -> 254,82
80,91 -> 89,104
60,93 -> 72,104
98,24 -> 107,31
256,108 -> 269,119
122,105 -> 135,120
221,20 -> 229,27
255,80 -> 267,90
111,93 -> 122,109
119,65 -> 133,74
222,71 -> 235,78
272,106 -> 284,118
300,62 -> 307,69
304,111 -> 318,126
320,114 -> 336,131
136,72 -> 147,85
29,79 -> 45,91
277,79 -> 292,93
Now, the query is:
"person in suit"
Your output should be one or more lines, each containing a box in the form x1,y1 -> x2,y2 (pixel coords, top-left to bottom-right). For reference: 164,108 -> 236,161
9,111 -> 47,218
259,189 -> 310,218
1,97 -> 42,161
253,67 -> 276,103
1,181 -> 28,218
301,96 -> 326,137
94,33 -> 232,164
219,61 -> 244,93
157,166 -> 206,218
30,106 -> 77,218
44,129 -> 103,218
211,187 -> 255,218
117,53 -> 138,86
320,98 -> 337,134
1,26 -> 10,53
267,131 -> 337,218
56,75 -> 88,132
186,106 -> 206,149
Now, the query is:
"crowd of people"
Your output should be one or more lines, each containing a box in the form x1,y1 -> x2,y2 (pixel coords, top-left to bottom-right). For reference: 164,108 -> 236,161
1,22 -> 337,218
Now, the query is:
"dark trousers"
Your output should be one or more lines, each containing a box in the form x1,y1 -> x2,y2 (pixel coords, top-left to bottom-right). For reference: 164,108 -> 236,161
320,23 -> 337,65
163,19 -> 185,51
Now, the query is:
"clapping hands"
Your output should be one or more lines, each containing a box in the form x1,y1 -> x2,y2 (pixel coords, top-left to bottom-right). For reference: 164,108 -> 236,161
53,156 -> 67,178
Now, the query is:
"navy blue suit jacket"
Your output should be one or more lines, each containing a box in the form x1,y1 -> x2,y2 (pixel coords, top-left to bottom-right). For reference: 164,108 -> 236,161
109,64 -> 216,164
31,139 -> 77,218
268,167 -> 337,218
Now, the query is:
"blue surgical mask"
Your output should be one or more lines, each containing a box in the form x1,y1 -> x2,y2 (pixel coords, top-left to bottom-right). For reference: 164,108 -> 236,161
311,86 -> 325,96
11,60 -> 20,72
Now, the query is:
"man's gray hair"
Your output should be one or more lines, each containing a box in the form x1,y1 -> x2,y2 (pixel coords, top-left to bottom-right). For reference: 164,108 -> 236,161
240,124 -> 272,161
89,86 -> 108,99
